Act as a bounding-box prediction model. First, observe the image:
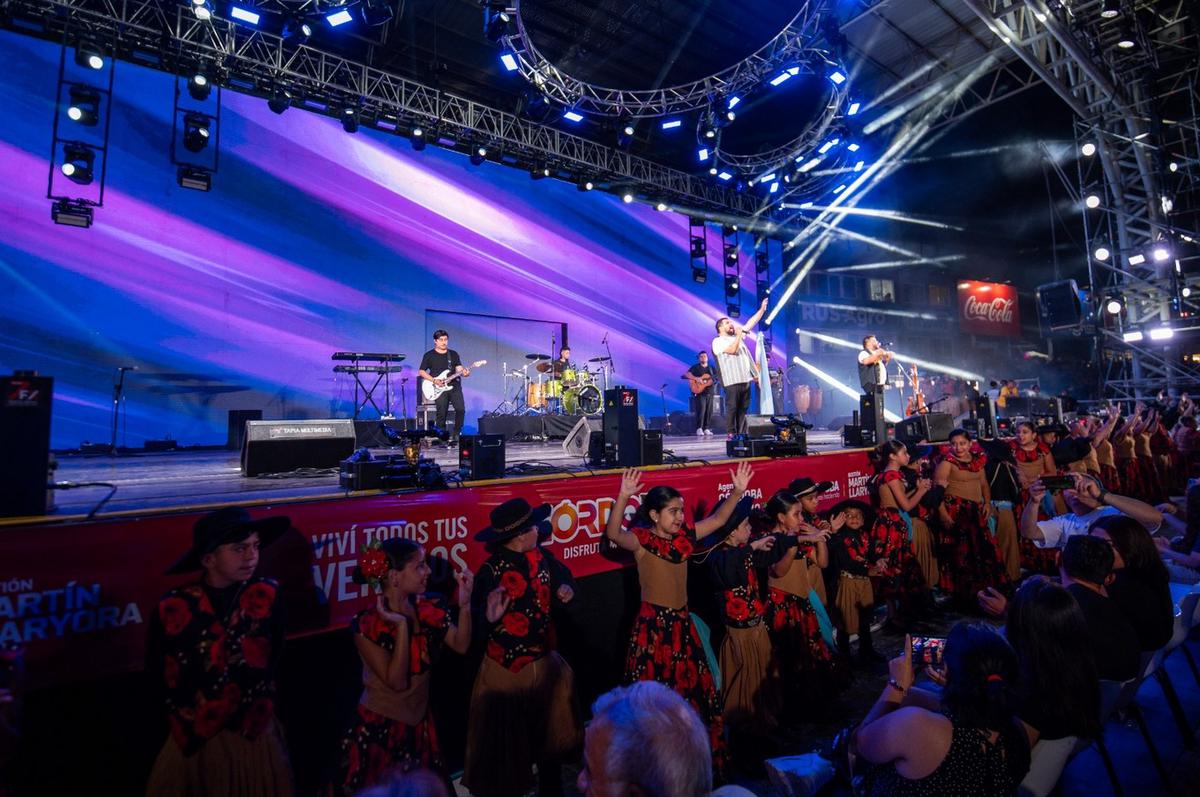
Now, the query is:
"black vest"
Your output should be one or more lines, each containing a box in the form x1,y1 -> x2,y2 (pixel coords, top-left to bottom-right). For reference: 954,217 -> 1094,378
859,353 -> 883,391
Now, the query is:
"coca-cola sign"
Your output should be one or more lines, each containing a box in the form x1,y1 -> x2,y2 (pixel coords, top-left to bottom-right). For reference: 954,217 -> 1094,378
958,281 -> 1020,337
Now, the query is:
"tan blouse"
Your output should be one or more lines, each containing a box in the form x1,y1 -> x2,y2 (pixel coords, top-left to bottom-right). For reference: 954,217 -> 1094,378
635,545 -> 688,609
945,459 -> 984,503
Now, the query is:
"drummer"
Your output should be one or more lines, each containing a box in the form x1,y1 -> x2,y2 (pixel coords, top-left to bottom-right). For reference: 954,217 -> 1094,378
555,347 -> 576,380
548,347 -> 577,413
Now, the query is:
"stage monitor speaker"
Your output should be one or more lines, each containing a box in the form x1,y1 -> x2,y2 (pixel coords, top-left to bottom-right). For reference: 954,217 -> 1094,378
893,412 -> 955,446
227,409 -> 263,450
640,429 -> 664,466
459,434 -> 506,481
241,419 -> 356,476
563,416 -> 604,458
842,425 -> 876,448
1036,280 -> 1082,332
745,414 -> 778,438
1,373 -> 53,517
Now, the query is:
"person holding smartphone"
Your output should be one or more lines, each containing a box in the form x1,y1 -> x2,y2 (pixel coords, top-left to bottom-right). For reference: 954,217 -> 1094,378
1019,472 -> 1162,550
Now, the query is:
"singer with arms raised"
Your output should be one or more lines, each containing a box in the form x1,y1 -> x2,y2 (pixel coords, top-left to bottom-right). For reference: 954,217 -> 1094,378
858,335 -> 892,444
712,298 -> 769,436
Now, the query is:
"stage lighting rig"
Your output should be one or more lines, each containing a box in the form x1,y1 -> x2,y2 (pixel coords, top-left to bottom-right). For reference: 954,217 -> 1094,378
470,145 -> 488,166
60,143 -> 96,184
188,71 -> 212,101
177,165 -> 212,191
74,40 -> 104,70
1105,294 -> 1125,315
576,177 -> 594,191
282,17 -> 313,44
359,0 -> 395,26
341,106 -> 359,133
183,113 -> 212,152
267,91 -> 291,114
51,198 -> 93,228
67,86 -> 100,126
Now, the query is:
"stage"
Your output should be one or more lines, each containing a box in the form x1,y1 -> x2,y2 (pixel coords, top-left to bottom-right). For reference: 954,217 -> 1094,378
38,429 -> 850,518
1,432 -> 869,690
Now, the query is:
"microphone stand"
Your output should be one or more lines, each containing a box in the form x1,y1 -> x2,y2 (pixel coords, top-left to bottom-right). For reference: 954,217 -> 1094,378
602,333 -> 615,384
110,366 -> 135,456
659,383 -> 671,435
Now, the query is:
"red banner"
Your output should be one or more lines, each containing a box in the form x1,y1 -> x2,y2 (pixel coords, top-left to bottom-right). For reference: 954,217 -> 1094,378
957,280 -> 1020,338
0,451 -> 870,688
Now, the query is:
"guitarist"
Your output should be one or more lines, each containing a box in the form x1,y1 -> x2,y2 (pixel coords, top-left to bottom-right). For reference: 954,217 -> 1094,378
683,350 -> 720,436
418,329 -> 472,444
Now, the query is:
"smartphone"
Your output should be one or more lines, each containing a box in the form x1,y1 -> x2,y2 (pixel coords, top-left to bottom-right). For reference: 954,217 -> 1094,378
911,636 -> 947,668
1041,475 -> 1076,492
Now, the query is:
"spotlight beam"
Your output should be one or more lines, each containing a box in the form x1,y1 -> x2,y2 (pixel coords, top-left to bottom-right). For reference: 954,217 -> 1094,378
780,205 -> 964,231
825,255 -> 966,272
795,329 -> 985,381
791,355 -> 902,422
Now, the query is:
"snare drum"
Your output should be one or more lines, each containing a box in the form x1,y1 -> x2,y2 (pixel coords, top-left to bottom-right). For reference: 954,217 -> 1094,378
561,367 -> 578,387
526,382 -> 546,408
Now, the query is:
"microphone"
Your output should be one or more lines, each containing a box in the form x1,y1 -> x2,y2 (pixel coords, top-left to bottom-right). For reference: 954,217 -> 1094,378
601,332 -> 608,344
117,366 -> 138,371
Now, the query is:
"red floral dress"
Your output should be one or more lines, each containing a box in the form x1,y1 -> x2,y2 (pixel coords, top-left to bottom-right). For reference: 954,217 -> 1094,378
150,578 -> 283,755
763,538 -> 837,674
937,454 -> 1010,601
340,595 -> 451,793
474,547 -> 573,671
1010,442 -> 1060,575
625,524 -> 726,772
869,470 -> 926,604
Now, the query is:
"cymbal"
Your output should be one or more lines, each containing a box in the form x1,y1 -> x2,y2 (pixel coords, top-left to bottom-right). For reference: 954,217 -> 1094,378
588,356 -> 612,362
526,353 -> 550,360
536,362 -> 554,373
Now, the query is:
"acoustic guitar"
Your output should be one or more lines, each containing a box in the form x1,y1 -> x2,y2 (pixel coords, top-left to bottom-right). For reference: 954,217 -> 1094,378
686,372 -> 715,395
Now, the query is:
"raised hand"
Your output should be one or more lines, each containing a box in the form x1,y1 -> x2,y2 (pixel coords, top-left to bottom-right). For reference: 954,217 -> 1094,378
618,468 -> 644,499
485,586 -> 511,623
729,461 -> 754,494
829,511 -> 847,531
556,584 -> 575,604
377,595 -> 409,627
455,568 -> 475,605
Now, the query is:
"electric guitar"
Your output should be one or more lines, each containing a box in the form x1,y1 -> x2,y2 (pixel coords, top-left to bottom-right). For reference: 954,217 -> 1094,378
686,372 -> 715,395
421,360 -> 487,402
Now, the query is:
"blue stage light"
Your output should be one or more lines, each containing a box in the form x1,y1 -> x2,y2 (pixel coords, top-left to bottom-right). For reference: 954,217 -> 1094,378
854,160 -> 865,172
500,52 -> 519,72
326,8 -> 353,26
769,71 -> 792,86
818,138 -> 840,154
229,6 -> 261,24
847,142 -> 861,152
833,184 -> 846,194
697,147 -> 710,162
829,70 -> 847,84
562,110 -> 584,123
661,119 -> 682,130
769,181 -> 780,194
759,172 -> 776,182
717,171 -> 733,181
727,95 -> 741,109
847,101 -> 861,115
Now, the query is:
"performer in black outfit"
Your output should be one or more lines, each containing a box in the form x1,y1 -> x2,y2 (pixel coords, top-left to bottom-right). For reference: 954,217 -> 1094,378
418,329 -> 471,443
857,334 -> 891,445
683,350 -> 720,436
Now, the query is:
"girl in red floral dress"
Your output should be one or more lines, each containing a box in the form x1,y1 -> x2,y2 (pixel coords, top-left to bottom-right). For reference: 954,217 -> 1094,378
868,441 -> 932,625
788,477 -> 834,605
934,429 -> 1010,605
606,462 -> 756,777
705,496 -> 796,736
146,506 -> 293,797
761,490 -> 838,705
339,538 -> 474,795
1009,421 -> 1061,574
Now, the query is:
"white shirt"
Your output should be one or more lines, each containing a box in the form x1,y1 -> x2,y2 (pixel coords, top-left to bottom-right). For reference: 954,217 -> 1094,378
858,349 -> 886,386
712,334 -> 755,386
1034,506 -> 1121,548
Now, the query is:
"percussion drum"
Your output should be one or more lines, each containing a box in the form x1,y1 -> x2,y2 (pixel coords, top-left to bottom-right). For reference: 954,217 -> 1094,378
576,369 -> 596,387
575,385 -> 602,415
526,382 -> 547,408
560,367 -> 578,388
544,379 -> 564,399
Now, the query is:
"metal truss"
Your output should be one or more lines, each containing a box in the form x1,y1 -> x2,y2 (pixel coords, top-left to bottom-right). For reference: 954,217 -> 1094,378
962,0 -> 1200,399
0,0 -> 760,215
502,0 -> 826,118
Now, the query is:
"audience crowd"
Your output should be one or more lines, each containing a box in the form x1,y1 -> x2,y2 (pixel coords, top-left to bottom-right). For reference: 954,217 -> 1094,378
45,396 -> 1198,797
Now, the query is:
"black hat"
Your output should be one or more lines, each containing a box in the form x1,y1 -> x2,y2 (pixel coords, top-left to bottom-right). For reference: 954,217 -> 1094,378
475,497 -> 552,543
165,506 -> 291,574
827,499 -> 875,529
788,477 -> 833,498
713,495 -> 754,542
977,437 -> 1015,464
1051,437 -> 1093,467
1038,422 -> 1070,437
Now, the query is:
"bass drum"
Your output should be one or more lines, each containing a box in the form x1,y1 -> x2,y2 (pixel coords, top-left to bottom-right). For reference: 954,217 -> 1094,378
526,382 -> 546,409
575,385 -> 602,415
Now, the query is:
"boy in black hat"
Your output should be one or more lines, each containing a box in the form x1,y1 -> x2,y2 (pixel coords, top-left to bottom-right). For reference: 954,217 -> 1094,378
462,498 -> 581,797
788,477 -> 834,604
145,507 -> 293,796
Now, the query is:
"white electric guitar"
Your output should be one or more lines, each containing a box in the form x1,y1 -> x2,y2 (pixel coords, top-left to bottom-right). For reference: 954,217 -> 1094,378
421,360 -> 487,402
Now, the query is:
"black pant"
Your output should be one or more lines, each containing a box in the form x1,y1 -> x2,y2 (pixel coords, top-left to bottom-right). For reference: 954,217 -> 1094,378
836,605 -> 877,658
435,385 -> 464,440
725,382 -> 751,435
691,392 -> 714,431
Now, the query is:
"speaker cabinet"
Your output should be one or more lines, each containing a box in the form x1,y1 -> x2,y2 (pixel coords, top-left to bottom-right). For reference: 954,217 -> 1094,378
227,409 -> 263,450
563,416 -> 604,458
1036,280 -> 1082,332
894,412 -> 955,446
974,397 -> 997,438
1,373 -> 53,517
241,419 -> 357,476
744,414 -> 778,438
459,434 -> 505,481
842,425 -> 876,448
639,429 -> 664,466
604,387 -> 643,467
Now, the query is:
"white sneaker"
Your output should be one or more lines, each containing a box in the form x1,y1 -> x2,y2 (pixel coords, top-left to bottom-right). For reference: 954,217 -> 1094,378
696,428 -> 705,436
704,428 -> 714,436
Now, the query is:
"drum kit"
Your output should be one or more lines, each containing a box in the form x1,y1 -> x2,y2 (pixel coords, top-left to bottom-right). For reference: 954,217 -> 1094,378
501,353 -> 612,416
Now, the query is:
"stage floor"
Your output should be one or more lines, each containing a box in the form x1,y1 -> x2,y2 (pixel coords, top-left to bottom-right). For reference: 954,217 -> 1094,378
38,431 -> 848,519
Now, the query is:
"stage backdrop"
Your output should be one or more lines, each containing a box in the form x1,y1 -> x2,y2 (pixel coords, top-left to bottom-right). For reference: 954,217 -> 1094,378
0,32 -> 783,450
